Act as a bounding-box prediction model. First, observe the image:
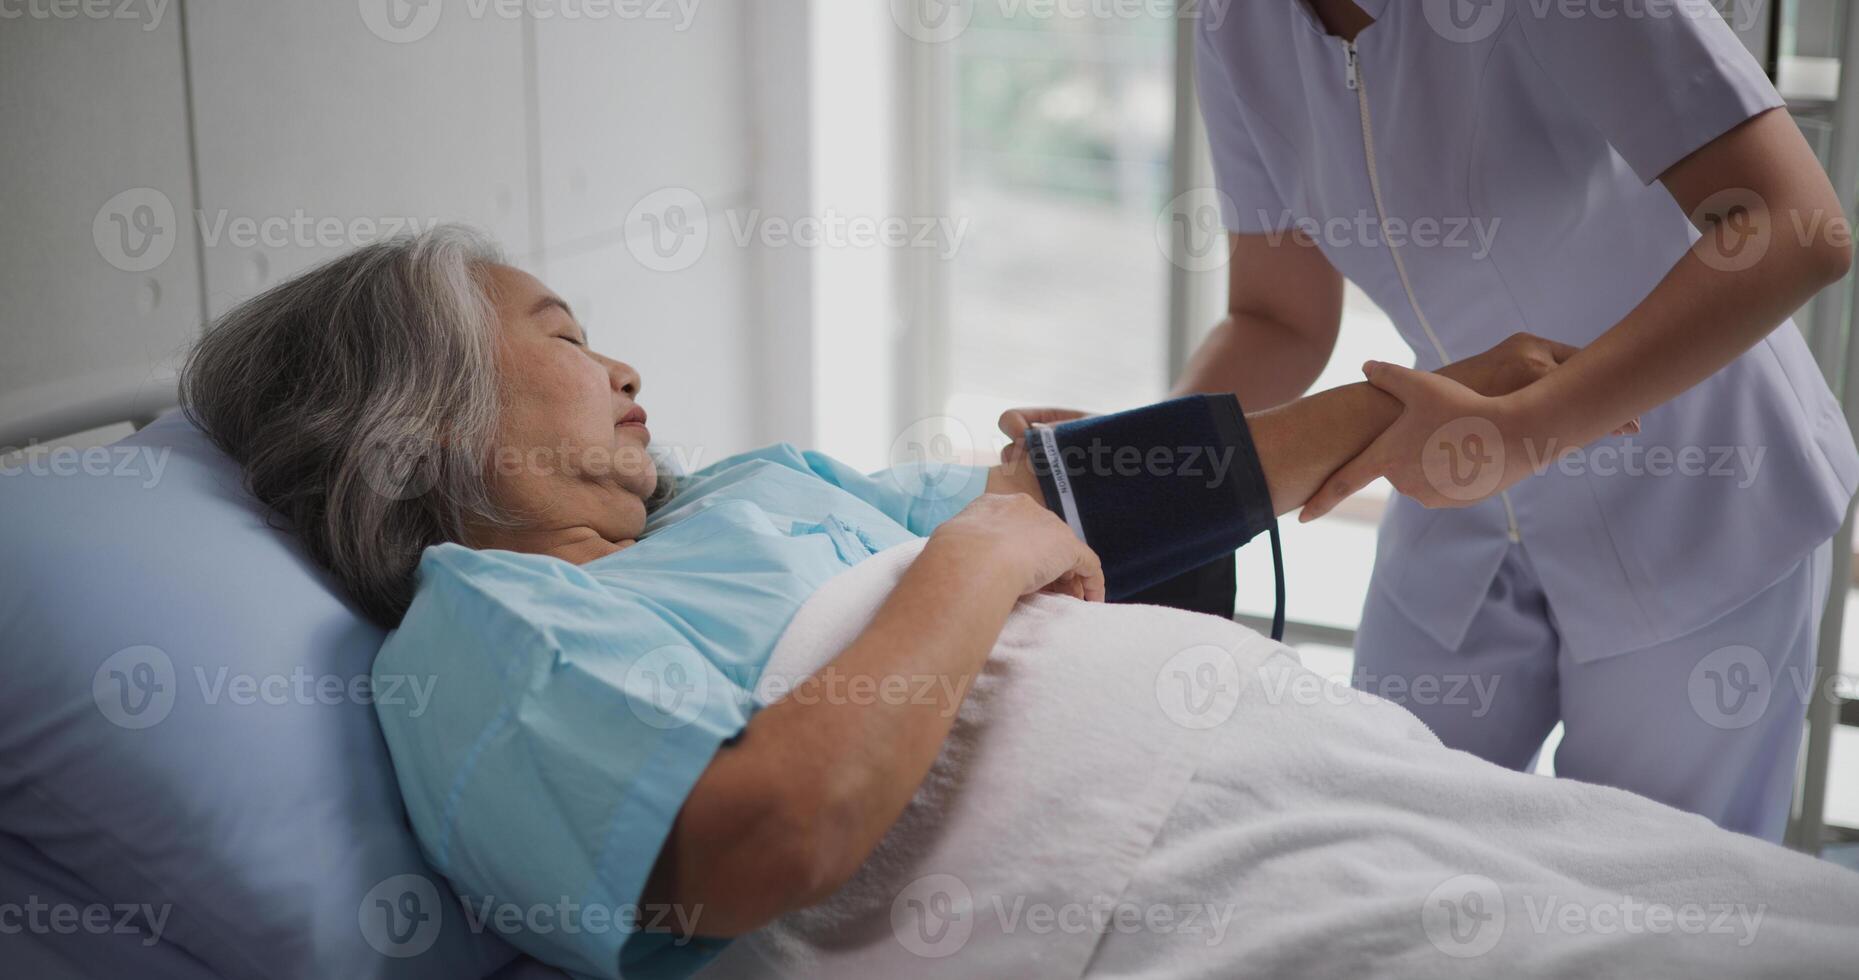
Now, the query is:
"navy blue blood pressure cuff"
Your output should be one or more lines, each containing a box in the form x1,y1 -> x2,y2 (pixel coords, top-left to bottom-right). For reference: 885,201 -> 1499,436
1023,395 -> 1280,616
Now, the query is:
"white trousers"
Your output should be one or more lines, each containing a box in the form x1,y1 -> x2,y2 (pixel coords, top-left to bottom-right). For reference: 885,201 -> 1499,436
1353,538 -> 1834,842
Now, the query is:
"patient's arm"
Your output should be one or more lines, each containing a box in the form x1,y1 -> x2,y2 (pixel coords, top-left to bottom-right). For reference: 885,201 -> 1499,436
987,331 -> 1588,516
986,380 -> 1396,517
644,496 -> 1100,939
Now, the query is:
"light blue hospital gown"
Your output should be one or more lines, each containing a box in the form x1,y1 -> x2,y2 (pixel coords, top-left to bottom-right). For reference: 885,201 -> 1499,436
372,445 -> 987,979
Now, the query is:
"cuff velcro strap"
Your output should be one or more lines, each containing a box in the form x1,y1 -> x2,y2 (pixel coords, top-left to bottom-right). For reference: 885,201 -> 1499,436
1024,395 -> 1275,601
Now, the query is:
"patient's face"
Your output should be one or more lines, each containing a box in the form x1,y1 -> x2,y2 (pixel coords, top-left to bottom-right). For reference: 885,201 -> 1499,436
482,264 -> 657,545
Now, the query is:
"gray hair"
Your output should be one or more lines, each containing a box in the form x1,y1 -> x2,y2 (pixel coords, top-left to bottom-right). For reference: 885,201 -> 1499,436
182,225 -> 517,627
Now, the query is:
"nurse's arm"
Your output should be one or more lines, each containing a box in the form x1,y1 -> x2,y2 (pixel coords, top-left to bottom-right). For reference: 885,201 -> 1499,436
1172,231 -> 1345,409
990,332 -> 1584,515
1524,107 -> 1851,447
1305,108 -> 1853,516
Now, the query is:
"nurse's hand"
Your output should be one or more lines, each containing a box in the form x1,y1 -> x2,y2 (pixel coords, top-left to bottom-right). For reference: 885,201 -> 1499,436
931,493 -> 1107,602
1298,333 -> 1642,519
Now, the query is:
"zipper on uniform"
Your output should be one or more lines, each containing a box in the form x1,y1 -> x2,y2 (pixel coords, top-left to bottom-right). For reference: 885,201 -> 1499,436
1343,39 -> 1522,543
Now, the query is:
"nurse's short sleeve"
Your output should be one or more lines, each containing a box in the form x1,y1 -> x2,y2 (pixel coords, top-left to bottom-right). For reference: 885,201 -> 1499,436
372,544 -> 752,980
1513,2 -> 1782,184
1196,21 -> 1291,233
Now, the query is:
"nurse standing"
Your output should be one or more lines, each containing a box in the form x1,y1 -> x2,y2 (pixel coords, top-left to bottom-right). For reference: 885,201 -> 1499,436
1013,0 -> 1859,841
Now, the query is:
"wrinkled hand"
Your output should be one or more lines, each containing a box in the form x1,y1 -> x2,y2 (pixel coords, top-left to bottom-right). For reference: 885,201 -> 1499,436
931,493 -> 1105,601
996,407 -> 1091,467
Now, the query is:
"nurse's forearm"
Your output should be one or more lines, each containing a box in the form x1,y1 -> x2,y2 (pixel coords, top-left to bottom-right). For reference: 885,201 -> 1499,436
1507,109 -> 1852,448
1173,311 -> 1336,409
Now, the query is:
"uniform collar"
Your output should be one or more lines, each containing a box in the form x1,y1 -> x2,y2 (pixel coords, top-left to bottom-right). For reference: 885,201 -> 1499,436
1291,0 -> 1392,38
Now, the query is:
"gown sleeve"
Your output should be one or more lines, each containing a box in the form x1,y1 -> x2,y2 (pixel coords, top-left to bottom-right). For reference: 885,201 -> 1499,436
372,543 -> 753,979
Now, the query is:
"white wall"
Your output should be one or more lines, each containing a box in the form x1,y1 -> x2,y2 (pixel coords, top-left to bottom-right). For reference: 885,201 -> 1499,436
0,10 -> 203,445
1,1 -> 769,460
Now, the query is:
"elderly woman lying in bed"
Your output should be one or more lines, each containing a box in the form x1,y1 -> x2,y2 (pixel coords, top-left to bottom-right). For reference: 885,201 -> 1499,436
181,228 -> 1858,979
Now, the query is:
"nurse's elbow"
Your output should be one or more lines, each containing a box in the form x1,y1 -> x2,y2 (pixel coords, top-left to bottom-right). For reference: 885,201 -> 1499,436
1802,230 -> 1855,291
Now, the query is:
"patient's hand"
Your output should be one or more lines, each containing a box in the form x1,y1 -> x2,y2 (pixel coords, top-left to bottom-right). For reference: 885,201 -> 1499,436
932,493 -> 1106,602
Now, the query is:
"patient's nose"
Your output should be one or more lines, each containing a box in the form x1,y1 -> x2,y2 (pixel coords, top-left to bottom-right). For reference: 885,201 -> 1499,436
606,358 -> 641,397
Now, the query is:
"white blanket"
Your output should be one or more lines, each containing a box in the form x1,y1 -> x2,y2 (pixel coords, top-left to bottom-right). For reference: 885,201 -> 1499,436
696,540 -> 1859,980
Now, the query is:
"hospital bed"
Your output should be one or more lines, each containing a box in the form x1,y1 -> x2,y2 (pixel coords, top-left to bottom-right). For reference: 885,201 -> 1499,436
0,370 -> 1247,979
6,370 -> 1857,978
